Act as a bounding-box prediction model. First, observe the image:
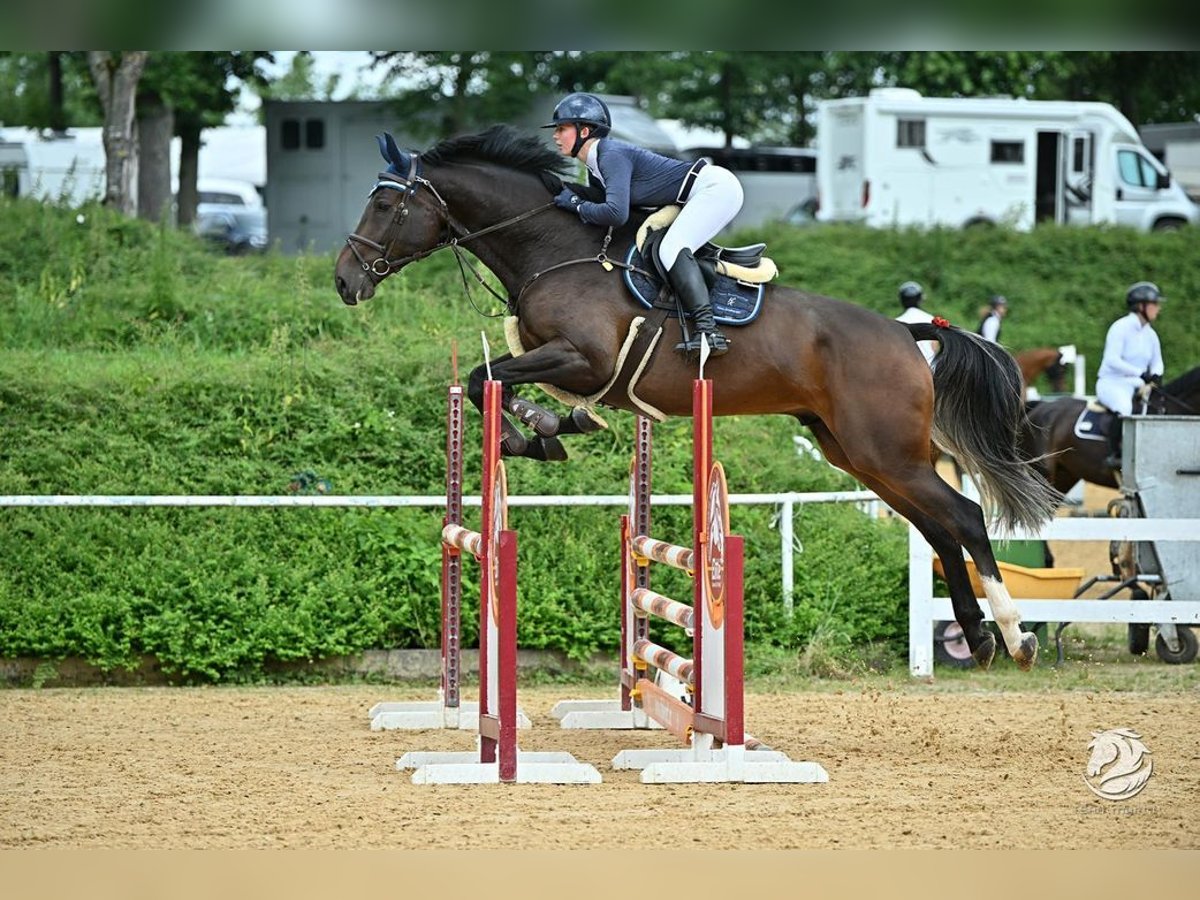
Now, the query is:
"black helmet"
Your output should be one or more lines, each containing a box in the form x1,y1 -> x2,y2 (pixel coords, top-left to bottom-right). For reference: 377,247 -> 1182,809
988,294 -> 1008,309
898,281 -> 923,308
542,92 -> 612,138
1126,281 -> 1165,306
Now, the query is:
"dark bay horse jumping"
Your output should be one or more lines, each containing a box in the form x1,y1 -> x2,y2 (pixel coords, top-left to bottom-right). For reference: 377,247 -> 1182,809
1020,365 -> 1200,494
334,125 -> 1061,671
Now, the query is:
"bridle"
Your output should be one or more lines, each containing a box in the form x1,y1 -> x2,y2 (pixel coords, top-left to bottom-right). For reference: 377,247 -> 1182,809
344,154 -> 655,313
344,156 -> 557,309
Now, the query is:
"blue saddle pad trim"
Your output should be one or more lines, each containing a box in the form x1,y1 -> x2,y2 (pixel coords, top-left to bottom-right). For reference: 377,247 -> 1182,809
621,245 -> 763,326
1073,408 -> 1112,442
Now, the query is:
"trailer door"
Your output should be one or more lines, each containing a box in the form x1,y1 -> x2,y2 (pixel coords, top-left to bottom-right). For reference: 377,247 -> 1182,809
821,105 -> 866,221
1062,129 -> 1094,226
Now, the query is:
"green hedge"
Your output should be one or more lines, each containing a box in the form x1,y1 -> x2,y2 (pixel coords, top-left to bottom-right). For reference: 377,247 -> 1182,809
1,195 -> 1197,680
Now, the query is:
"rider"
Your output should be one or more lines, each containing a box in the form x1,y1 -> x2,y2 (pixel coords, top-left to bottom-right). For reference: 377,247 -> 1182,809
894,280 -> 938,365
543,92 -> 744,356
1096,281 -> 1166,469
976,294 -> 1008,343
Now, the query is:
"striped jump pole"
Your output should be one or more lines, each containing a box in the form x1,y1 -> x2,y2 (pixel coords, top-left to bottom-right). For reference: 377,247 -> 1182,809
556,379 -> 828,784
394,379 -> 600,785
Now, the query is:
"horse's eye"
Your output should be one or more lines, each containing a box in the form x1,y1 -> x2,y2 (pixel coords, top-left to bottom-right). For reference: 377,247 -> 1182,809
374,198 -> 391,212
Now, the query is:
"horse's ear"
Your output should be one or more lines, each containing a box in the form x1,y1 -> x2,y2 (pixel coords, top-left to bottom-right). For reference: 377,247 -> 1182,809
376,132 -> 410,177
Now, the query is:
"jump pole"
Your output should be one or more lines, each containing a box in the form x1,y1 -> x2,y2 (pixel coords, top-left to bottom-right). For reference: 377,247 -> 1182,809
394,380 -> 600,784
554,379 -> 828,784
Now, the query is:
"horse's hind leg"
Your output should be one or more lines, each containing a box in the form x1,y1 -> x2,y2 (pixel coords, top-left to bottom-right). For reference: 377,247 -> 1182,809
812,421 -> 1038,669
885,470 -> 1039,670
809,423 -> 996,666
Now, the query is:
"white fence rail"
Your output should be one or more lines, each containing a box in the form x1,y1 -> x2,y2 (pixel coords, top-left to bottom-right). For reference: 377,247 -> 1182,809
0,490 -> 880,615
908,517 -> 1200,676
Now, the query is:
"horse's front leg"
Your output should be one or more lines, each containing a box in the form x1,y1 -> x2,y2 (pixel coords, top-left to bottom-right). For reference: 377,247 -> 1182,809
466,341 -> 607,462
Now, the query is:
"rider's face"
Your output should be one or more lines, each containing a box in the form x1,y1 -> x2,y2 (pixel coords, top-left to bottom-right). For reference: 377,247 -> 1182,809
1142,300 -> 1161,322
552,124 -> 578,155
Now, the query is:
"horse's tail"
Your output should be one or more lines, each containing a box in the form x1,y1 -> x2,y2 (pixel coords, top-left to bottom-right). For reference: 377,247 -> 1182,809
906,322 -> 1062,532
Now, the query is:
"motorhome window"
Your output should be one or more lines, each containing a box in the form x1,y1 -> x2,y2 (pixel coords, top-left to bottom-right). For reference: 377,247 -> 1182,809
1072,138 -> 1089,173
305,119 -> 325,150
1117,149 -> 1159,188
990,141 -> 1024,164
897,119 -> 926,148
281,119 -> 301,151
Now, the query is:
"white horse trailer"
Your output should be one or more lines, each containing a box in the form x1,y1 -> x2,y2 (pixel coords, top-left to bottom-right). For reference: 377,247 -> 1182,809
817,88 -> 1200,232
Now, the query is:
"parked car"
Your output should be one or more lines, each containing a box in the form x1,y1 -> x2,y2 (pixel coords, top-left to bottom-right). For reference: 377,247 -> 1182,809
194,206 -> 269,254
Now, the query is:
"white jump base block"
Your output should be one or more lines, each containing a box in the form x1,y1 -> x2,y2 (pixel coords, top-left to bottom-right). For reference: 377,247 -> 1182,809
612,744 -> 829,785
368,699 -> 531,731
549,698 -> 663,730
396,749 -> 602,785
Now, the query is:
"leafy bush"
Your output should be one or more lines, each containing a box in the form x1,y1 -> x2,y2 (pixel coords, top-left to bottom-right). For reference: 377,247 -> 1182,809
2,195 -> 1198,680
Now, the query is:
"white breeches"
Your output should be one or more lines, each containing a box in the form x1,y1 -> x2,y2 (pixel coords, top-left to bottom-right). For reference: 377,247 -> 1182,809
657,165 -> 744,271
1096,376 -> 1142,416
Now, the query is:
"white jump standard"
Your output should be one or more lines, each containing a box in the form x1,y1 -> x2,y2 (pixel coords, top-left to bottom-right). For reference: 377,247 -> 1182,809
394,379 -> 600,784
558,379 -> 828,784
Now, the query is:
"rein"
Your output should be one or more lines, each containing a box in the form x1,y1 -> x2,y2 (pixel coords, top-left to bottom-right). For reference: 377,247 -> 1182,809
345,163 -> 656,316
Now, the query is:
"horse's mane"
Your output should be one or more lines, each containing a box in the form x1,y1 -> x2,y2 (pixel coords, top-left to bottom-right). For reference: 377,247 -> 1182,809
1164,363 -> 1200,399
422,124 -> 570,176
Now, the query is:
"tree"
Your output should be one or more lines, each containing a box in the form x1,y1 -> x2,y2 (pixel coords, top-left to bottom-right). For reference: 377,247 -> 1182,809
136,52 -> 272,226
0,52 -> 100,130
88,51 -> 148,215
369,51 -> 553,139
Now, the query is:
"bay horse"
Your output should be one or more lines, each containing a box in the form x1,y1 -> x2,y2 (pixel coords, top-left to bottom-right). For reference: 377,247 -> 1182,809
1015,347 -> 1068,395
333,125 -> 1061,671
1019,365 -> 1200,495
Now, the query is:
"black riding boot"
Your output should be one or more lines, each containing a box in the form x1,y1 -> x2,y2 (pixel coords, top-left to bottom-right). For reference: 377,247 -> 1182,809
668,249 -> 729,356
1104,415 -> 1123,470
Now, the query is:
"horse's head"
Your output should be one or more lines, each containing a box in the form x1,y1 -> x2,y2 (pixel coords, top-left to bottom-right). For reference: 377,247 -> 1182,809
1085,731 -> 1122,776
334,133 -> 449,305
1044,354 -> 1068,393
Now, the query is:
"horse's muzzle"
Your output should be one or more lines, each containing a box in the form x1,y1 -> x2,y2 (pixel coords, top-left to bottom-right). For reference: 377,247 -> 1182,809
335,272 -> 376,306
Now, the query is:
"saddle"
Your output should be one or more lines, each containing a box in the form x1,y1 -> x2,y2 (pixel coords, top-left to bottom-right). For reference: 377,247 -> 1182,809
622,206 -> 778,326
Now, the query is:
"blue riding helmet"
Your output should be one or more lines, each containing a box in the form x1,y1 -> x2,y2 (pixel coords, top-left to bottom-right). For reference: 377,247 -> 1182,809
542,92 -> 612,136
898,281 -> 923,307
988,294 -> 1008,309
543,93 -> 612,157
1126,281 -> 1165,306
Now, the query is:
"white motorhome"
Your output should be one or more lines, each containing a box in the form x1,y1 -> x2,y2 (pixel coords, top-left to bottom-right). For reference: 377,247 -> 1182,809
816,87 -> 1200,232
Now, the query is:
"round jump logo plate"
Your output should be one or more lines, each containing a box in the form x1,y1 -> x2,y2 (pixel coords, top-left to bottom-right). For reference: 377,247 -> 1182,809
703,462 -> 729,630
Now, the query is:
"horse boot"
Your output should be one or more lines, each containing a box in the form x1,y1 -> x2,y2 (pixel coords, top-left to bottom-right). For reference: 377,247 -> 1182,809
668,248 -> 729,356
505,395 -> 560,438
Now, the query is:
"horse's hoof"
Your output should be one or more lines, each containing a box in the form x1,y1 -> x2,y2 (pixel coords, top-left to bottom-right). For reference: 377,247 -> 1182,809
1012,632 -> 1039,671
972,631 -> 997,670
528,436 -> 568,462
570,407 -> 606,434
501,432 -> 529,457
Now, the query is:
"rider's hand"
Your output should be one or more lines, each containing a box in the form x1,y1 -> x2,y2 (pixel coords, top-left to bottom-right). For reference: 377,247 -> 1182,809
554,187 -> 583,211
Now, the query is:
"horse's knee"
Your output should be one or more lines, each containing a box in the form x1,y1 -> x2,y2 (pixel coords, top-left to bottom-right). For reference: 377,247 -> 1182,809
466,366 -> 488,406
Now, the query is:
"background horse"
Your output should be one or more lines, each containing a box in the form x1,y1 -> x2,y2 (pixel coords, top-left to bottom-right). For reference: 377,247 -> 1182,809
333,124 -> 1061,671
1015,347 -> 1068,395
1019,364 -> 1200,495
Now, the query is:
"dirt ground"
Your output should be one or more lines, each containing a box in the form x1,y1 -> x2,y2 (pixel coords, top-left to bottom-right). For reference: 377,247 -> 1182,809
2,683 -> 1197,849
